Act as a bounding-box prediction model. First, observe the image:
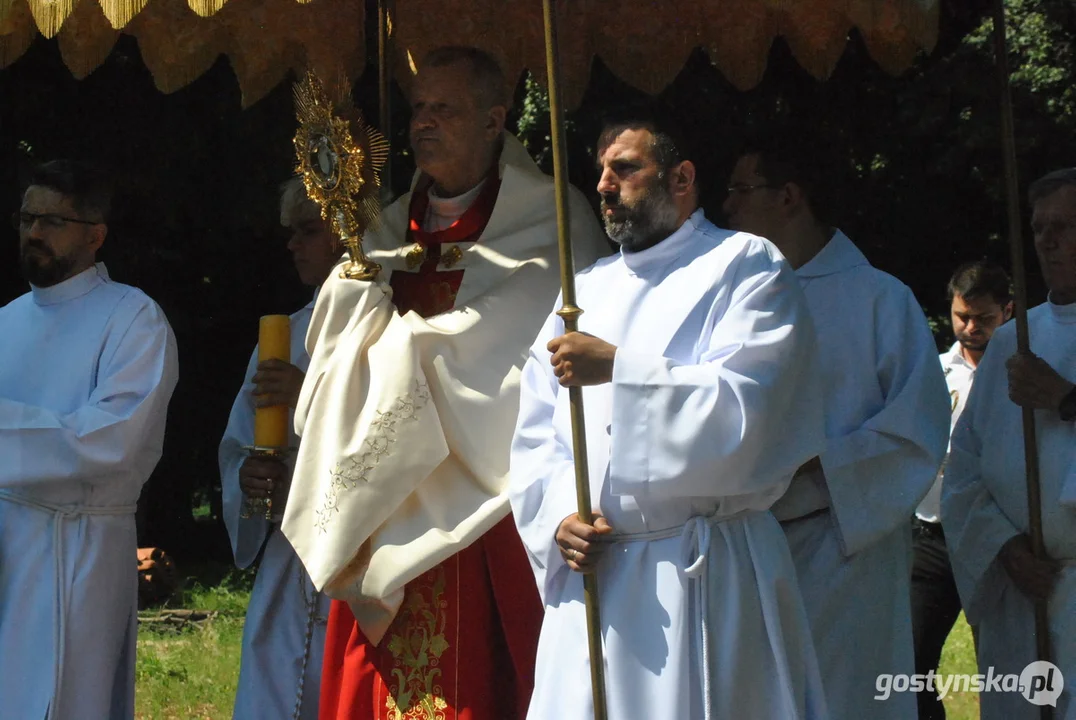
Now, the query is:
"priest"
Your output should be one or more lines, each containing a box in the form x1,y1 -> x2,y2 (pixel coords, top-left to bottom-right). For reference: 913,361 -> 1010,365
0,160 -> 179,720
511,106 -> 829,719
220,177 -> 340,720
943,167 -> 1076,718
280,46 -> 609,720
724,136 -> 951,719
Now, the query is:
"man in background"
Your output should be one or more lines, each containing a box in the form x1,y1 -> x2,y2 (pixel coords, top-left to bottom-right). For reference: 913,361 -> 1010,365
912,259 -> 1011,719
219,176 -> 340,720
724,136 -> 950,719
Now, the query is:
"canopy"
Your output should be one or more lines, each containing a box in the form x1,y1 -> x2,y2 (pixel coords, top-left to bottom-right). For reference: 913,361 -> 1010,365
0,0 -> 941,107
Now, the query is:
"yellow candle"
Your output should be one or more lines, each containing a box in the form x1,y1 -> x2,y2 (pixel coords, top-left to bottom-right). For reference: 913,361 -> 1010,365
253,314 -> 291,448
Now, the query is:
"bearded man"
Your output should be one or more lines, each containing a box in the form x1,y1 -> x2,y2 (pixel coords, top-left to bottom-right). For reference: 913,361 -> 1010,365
0,159 -> 178,720
510,105 -> 829,719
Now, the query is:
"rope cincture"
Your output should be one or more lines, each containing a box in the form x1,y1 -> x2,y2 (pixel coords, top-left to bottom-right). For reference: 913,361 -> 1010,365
0,489 -> 137,720
612,511 -> 741,720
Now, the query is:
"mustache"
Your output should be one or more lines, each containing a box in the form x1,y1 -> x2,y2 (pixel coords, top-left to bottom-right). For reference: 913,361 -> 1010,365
22,239 -> 54,257
600,194 -> 621,210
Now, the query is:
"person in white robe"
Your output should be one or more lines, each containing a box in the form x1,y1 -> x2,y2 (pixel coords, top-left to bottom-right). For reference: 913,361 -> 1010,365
0,159 -> 179,720
219,178 -> 340,720
724,137 -> 951,719
943,167 -> 1076,719
280,47 -> 610,719
911,260 -> 1012,719
511,106 -> 829,720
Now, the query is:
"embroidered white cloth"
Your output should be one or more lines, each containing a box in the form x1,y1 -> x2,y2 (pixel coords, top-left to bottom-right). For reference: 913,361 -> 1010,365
0,263 -> 178,720
281,134 -> 610,643
511,210 -> 829,719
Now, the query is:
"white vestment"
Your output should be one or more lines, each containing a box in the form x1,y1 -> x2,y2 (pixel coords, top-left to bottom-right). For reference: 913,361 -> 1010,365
219,295 -> 332,720
281,134 -> 609,642
942,299 -> 1076,719
0,263 -> 178,720
511,210 -> 829,720
769,232 -> 950,720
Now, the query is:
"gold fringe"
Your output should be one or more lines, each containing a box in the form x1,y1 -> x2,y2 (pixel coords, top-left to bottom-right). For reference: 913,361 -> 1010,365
58,0 -> 118,78
187,0 -> 228,18
99,0 -> 151,30
27,0 -> 76,39
3,0 -> 942,102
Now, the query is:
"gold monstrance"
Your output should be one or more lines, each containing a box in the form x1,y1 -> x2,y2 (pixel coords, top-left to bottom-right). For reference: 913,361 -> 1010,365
293,72 -> 390,280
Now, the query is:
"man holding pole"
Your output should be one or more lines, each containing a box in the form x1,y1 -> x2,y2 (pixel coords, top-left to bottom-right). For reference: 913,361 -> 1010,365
943,167 -> 1076,718
281,46 -> 609,719
510,105 -> 828,720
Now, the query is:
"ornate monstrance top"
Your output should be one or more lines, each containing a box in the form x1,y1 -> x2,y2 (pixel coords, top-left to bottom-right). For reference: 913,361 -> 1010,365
293,72 -> 390,280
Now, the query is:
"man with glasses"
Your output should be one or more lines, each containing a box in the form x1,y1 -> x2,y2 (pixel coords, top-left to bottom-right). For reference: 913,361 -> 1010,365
724,137 -> 950,719
0,159 -> 179,720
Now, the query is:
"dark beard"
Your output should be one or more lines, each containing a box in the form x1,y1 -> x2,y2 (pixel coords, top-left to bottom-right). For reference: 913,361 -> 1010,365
20,244 -> 76,287
956,334 -> 989,353
601,181 -> 681,252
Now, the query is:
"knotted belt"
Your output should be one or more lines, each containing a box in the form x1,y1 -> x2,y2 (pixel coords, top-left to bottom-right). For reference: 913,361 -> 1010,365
613,509 -> 755,720
0,489 -> 137,720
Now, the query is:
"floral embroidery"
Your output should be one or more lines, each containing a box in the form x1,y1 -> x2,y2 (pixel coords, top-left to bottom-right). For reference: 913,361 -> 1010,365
314,380 -> 432,533
384,566 -> 450,720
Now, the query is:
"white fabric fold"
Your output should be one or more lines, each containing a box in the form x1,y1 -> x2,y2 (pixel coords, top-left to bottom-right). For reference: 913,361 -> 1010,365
282,134 -> 610,642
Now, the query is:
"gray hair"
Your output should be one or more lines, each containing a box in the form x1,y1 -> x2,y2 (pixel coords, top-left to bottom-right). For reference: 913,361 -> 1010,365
1028,167 -> 1076,205
421,46 -> 508,110
279,176 -> 317,226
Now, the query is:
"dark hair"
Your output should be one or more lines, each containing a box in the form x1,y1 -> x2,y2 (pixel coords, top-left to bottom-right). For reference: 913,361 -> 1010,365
422,46 -> 508,109
737,131 -> 832,226
27,159 -> 113,223
947,259 -> 1012,306
1028,167 -> 1076,205
598,102 -> 695,177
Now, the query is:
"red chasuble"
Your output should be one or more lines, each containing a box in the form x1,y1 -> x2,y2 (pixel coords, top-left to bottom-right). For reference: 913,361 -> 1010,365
318,174 -> 544,720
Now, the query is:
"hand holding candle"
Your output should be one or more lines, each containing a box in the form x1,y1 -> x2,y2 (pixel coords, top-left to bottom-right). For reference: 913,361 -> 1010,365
253,315 -> 291,448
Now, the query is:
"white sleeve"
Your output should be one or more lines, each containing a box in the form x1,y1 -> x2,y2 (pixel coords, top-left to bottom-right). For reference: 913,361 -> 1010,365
820,289 -> 951,556
0,299 -> 178,489
218,347 -> 271,569
608,250 -> 823,499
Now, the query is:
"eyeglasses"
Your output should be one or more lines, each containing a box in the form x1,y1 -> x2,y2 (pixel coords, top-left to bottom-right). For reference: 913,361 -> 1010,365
726,183 -> 779,195
12,211 -> 101,231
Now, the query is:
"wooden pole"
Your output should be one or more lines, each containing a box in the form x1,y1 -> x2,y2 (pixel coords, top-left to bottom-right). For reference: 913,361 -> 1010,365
991,4 -> 1051,716
540,1 -> 608,717
377,0 -> 394,204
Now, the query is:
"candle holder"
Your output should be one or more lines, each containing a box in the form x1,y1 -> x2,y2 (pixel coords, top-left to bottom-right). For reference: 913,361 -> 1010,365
240,445 -> 296,522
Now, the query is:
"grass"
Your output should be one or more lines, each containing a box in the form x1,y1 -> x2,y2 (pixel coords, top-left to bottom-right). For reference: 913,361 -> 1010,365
135,566 -> 253,720
939,614 -> 981,719
135,564 -> 984,719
